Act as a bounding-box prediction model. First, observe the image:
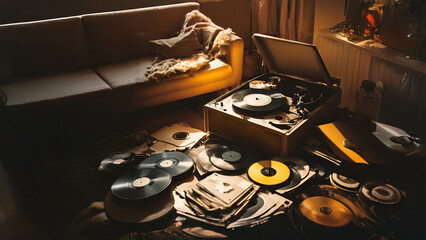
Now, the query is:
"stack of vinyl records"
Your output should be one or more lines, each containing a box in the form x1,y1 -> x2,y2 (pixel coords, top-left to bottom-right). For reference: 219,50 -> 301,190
174,173 -> 292,229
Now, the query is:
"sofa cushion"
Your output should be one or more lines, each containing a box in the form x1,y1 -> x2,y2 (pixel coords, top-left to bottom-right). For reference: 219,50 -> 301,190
0,69 -> 112,108
95,57 -> 231,105
0,16 -> 89,84
82,2 -> 200,66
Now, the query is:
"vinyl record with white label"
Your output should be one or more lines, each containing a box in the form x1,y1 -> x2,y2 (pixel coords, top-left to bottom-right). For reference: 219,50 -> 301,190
138,152 -> 193,177
111,169 -> 171,200
231,89 -> 287,112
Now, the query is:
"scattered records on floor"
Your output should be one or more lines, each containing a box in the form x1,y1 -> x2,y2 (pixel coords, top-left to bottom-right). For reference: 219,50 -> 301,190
231,89 -> 287,113
105,168 -> 174,224
138,151 -> 194,178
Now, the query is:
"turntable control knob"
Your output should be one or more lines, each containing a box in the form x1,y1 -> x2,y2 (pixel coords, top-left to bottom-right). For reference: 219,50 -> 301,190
220,102 -> 224,107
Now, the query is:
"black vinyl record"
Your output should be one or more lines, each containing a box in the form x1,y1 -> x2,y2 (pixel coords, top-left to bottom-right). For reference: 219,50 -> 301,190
98,152 -> 136,174
111,169 -> 171,200
276,167 -> 302,191
231,89 -> 287,112
206,143 -> 260,171
189,145 -> 223,175
272,156 -> 310,179
360,182 -> 402,205
138,152 -> 193,177
330,173 -> 360,193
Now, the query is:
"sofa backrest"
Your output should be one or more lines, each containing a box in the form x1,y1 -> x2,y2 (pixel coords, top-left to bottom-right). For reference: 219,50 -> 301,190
82,2 -> 200,66
0,16 -> 90,84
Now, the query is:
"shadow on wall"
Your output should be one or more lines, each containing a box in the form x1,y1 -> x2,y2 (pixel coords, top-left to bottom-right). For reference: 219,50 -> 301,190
0,0 -> 252,50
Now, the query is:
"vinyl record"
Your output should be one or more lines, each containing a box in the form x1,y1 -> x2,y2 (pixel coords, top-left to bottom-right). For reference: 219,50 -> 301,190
272,156 -> 310,179
231,89 -> 287,112
188,145 -> 223,175
98,152 -> 137,174
276,167 -> 302,191
360,182 -> 401,205
330,173 -> 360,193
299,196 -> 354,227
111,169 -> 171,200
138,152 -> 193,177
206,143 -> 260,171
247,160 -> 291,186
105,189 -> 174,224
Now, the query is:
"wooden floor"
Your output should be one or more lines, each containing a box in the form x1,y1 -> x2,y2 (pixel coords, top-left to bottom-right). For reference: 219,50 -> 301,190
0,92 -> 217,239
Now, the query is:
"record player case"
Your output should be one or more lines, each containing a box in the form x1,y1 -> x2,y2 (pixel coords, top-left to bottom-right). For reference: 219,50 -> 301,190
204,34 -> 341,155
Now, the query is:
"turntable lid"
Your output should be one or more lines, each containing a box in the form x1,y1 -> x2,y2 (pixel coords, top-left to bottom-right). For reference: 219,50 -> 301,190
252,33 -> 332,86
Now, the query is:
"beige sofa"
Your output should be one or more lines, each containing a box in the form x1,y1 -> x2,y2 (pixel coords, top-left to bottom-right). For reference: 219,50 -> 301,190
0,2 -> 244,118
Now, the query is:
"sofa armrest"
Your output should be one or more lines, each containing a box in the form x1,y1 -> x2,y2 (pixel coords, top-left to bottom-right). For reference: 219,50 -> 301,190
224,34 -> 244,88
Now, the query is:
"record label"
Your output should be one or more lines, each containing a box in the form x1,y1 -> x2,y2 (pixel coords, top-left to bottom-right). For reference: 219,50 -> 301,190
132,177 -> 151,188
243,93 -> 272,106
247,160 -> 291,186
159,160 -> 174,168
222,151 -> 241,162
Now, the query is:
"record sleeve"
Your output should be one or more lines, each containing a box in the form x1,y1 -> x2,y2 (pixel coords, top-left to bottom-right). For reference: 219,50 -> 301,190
196,173 -> 254,206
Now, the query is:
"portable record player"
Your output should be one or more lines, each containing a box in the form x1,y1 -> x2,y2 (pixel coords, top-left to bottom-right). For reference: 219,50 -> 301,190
204,34 -> 341,155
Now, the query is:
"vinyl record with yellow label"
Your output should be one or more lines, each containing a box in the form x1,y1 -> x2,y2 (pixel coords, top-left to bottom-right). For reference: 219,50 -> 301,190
247,160 -> 291,186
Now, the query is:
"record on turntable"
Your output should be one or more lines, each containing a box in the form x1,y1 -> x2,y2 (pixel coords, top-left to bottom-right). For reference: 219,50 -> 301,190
330,173 -> 360,193
231,89 -> 287,112
247,160 -> 291,186
111,169 -> 171,200
138,151 -> 194,177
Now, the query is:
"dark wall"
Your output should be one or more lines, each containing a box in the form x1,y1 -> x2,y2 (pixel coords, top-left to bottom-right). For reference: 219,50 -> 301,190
0,0 -> 251,49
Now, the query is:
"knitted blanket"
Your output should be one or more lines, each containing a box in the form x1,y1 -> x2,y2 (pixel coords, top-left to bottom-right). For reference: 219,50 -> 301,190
145,10 -> 233,81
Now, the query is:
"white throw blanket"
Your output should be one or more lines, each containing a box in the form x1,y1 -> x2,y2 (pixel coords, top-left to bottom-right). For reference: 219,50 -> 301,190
145,10 -> 233,81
